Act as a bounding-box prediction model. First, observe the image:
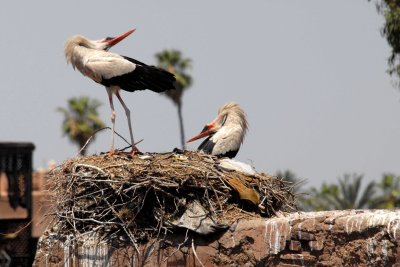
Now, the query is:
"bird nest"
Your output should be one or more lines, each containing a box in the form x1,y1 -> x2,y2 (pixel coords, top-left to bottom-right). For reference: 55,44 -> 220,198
45,150 -> 296,247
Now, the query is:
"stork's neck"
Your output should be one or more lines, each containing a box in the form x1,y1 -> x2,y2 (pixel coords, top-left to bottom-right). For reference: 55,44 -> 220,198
211,121 -> 244,147
226,113 -> 247,142
64,36 -> 104,71
67,46 -> 83,67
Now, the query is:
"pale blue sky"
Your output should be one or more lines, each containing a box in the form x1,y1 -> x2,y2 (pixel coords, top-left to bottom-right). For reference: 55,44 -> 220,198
0,1 -> 399,188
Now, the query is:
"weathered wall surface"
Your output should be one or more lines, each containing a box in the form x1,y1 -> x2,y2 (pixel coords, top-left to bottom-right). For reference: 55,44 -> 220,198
34,209 -> 400,266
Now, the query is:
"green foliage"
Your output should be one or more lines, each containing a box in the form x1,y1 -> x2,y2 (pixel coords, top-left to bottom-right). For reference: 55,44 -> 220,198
155,49 -> 192,106
155,49 -> 192,149
371,0 -> 400,87
58,96 -> 105,155
279,168 -> 400,211
302,174 -> 376,211
370,173 -> 400,208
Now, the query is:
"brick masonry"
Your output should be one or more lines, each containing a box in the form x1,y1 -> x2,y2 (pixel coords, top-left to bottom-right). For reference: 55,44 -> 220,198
34,209 -> 400,266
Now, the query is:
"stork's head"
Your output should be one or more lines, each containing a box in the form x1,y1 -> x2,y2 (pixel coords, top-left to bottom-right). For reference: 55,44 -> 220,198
187,102 -> 248,143
65,29 -> 135,68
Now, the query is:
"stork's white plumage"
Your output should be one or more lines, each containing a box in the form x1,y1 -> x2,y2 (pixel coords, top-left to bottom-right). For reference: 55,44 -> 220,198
187,102 -> 248,158
64,29 -> 176,155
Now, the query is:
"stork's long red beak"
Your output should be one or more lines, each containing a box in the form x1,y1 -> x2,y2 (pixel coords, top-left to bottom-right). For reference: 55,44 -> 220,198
187,123 -> 215,143
102,29 -> 136,47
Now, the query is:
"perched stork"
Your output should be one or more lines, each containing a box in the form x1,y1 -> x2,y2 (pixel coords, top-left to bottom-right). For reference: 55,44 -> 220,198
64,29 -> 175,155
187,102 -> 248,158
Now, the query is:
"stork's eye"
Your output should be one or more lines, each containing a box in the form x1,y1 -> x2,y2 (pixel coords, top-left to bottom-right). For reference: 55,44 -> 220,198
221,114 -> 228,125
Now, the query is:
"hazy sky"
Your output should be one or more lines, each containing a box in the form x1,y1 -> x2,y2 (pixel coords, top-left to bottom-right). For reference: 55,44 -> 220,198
1,1 -> 399,188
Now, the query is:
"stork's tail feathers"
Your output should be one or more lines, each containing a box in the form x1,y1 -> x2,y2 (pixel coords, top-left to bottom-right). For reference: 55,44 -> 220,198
113,56 -> 176,93
141,65 -> 176,93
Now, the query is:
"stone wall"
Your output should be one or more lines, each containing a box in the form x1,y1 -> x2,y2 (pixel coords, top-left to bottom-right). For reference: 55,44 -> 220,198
33,209 -> 400,266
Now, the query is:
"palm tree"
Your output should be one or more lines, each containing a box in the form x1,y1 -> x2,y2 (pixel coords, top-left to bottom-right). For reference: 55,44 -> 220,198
371,173 -> 400,208
155,49 -> 192,149
303,174 -> 376,211
369,0 -> 400,88
58,96 -> 105,155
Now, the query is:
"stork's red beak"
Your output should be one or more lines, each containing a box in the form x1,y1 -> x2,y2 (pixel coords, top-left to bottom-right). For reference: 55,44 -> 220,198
187,123 -> 215,143
102,29 -> 136,47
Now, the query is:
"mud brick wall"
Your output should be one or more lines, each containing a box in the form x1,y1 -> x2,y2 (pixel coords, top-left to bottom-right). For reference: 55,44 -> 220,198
33,209 -> 400,266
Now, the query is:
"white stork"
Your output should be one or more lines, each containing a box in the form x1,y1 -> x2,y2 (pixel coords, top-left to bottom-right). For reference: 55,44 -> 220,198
64,29 -> 175,155
187,102 -> 248,158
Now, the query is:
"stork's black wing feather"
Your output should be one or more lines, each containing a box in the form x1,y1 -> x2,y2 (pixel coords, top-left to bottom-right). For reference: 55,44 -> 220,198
219,150 -> 239,159
101,56 -> 176,93
198,137 -> 215,154
198,136 -> 238,158
122,56 -> 148,67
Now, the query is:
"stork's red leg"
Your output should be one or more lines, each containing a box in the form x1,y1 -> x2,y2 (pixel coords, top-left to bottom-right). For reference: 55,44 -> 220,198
106,87 -> 117,156
115,89 -> 140,156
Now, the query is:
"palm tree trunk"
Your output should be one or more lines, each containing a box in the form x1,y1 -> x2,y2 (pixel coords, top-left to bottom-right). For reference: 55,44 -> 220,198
177,103 -> 186,150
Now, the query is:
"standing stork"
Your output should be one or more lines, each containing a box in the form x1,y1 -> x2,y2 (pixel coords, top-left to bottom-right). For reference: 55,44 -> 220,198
64,29 -> 176,155
187,102 -> 248,158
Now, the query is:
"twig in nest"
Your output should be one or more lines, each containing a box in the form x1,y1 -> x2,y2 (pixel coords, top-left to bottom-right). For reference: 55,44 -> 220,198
120,139 -> 144,152
0,220 -> 32,238
163,229 -> 190,262
76,127 -> 139,156
73,163 -> 106,175
192,238 -> 205,267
